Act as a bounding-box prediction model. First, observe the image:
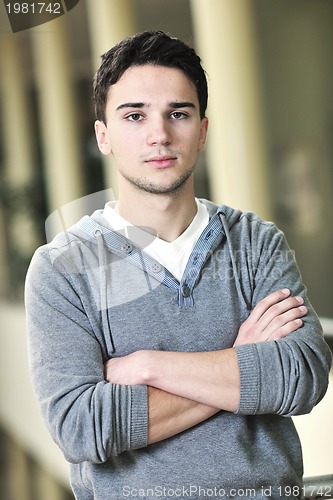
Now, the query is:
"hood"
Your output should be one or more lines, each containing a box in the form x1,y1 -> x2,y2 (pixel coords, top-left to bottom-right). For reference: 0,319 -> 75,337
66,199 -> 246,354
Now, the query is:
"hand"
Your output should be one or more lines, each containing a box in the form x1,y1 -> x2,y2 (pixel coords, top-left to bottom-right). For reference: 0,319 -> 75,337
234,288 -> 307,346
104,351 -> 146,385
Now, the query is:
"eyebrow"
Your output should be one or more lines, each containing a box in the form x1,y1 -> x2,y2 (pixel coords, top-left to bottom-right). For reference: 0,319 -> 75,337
170,101 -> 196,110
116,101 -> 197,111
116,102 -> 145,111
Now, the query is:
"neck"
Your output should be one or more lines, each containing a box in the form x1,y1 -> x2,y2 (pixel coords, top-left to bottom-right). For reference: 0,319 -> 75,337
116,180 -> 197,242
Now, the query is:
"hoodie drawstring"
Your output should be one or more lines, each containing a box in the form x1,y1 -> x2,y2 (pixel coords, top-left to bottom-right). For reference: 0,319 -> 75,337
219,213 -> 251,313
94,229 -> 115,354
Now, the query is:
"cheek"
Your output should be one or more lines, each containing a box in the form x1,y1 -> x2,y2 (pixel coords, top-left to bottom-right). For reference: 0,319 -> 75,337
109,136 -> 138,168
178,127 -> 202,150
108,132 -> 127,155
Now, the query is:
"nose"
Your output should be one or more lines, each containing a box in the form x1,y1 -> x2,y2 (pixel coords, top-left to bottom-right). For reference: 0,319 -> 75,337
147,117 -> 172,146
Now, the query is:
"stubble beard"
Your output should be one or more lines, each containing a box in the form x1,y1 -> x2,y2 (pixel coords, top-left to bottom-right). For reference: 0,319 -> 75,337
120,164 -> 196,197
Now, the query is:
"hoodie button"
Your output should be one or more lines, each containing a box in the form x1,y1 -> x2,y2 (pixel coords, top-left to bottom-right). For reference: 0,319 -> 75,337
150,262 -> 162,273
181,284 -> 191,298
120,243 -> 133,254
192,253 -> 200,264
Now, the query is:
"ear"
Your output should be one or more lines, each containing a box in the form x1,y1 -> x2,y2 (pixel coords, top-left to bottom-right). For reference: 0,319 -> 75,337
198,117 -> 209,152
94,120 -> 113,156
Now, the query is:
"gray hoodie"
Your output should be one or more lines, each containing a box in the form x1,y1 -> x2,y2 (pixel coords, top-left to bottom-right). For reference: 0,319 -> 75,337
25,200 -> 332,499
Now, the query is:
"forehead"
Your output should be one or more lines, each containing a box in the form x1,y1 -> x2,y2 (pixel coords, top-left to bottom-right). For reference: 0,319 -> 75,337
106,64 -> 198,105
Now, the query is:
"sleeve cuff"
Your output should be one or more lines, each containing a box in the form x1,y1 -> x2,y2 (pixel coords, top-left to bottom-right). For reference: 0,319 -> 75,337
235,344 -> 261,414
130,384 -> 149,450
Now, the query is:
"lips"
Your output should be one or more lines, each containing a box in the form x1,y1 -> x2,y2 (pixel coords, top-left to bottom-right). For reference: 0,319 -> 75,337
145,156 -> 177,168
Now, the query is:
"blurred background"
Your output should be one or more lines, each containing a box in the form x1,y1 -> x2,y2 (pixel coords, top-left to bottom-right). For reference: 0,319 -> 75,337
0,0 -> 332,498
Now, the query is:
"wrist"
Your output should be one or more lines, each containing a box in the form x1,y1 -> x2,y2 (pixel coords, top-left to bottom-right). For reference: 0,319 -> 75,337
138,350 -> 160,385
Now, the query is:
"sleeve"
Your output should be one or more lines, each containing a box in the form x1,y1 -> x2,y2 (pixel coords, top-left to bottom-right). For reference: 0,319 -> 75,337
235,221 -> 332,417
25,246 -> 148,464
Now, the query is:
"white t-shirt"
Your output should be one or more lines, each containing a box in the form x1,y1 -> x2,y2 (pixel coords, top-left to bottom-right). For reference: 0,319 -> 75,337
102,199 -> 209,282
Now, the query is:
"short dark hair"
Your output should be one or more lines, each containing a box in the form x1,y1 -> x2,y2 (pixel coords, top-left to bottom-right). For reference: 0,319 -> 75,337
93,30 -> 208,123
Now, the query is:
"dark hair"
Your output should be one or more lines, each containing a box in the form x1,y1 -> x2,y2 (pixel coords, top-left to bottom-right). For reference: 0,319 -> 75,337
93,30 -> 208,123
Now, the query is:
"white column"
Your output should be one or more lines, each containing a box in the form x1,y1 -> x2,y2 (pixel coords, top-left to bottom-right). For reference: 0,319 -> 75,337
0,34 -> 40,296
31,18 -> 84,219
86,0 -> 136,198
0,36 -> 35,185
190,0 -> 272,219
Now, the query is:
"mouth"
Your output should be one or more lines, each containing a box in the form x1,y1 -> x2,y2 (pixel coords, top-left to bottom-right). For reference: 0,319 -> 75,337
145,156 -> 177,168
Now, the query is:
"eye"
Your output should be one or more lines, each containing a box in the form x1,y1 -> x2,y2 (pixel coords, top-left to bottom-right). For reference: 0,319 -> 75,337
169,111 -> 188,120
126,113 -> 144,122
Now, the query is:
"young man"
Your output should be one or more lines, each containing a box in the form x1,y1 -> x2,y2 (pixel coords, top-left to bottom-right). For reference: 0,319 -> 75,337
25,31 -> 331,499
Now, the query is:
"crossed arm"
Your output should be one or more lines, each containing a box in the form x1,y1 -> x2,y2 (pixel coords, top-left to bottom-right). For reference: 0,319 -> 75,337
104,289 -> 307,444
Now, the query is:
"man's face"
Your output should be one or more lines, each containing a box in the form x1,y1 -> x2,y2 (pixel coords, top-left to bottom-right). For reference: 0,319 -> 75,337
95,64 -> 208,196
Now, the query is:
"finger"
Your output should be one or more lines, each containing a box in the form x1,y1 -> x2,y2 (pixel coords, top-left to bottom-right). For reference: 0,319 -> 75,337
259,296 -> 306,332
247,289 -> 291,326
266,319 -> 303,342
265,306 -> 307,340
